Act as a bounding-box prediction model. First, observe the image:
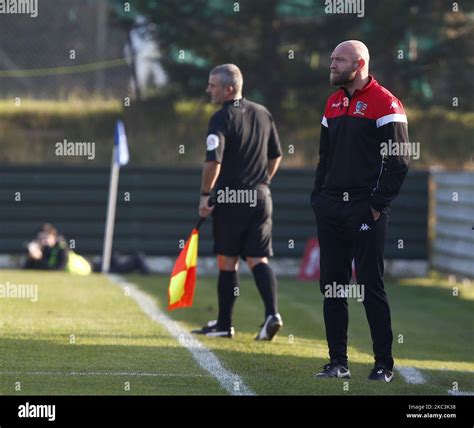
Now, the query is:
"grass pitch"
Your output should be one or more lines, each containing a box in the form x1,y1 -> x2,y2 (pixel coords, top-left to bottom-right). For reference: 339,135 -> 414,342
0,269 -> 472,395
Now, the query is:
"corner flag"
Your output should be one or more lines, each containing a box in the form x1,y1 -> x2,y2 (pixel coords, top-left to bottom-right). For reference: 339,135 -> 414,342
114,119 -> 129,166
102,119 -> 129,273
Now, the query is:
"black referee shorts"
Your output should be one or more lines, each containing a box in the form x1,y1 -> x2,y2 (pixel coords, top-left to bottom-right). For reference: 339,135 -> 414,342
212,185 -> 273,258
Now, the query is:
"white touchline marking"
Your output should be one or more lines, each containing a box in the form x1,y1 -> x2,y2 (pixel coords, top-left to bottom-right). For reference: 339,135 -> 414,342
396,366 -> 426,384
107,274 -> 255,396
0,371 -> 206,378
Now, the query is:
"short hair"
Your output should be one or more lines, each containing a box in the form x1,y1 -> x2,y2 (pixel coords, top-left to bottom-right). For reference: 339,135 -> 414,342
210,64 -> 243,94
40,223 -> 58,237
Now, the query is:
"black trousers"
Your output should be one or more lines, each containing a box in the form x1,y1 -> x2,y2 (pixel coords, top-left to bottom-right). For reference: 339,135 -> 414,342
312,193 -> 394,369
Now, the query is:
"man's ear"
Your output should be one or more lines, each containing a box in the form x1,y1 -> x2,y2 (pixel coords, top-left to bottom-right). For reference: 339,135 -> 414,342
357,59 -> 365,71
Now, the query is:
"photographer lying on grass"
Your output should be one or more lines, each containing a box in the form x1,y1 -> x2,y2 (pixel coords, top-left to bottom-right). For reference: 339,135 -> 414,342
24,223 -> 149,275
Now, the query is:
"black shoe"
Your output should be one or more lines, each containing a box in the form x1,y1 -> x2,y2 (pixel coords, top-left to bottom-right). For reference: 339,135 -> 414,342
368,366 -> 393,382
255,313 -> 283,341
191,320 -> 234,338
315,361 -> 351,379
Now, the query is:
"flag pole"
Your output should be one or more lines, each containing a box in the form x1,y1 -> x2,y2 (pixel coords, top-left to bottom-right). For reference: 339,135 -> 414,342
194,196 -> 215,230
195,216 -> 206,231
102,147 -> 120,273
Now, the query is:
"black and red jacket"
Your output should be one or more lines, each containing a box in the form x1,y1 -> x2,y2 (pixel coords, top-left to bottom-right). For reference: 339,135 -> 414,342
312,75 -> 410,212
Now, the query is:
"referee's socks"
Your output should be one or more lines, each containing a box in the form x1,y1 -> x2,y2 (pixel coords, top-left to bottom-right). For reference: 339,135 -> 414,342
217,270 -> 240,330
251,263 -> 278,318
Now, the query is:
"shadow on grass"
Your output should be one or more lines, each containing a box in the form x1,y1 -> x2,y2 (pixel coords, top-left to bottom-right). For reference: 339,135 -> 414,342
130,274 -> 474,367
0,337 -> 454,396
0,337 -> 222,395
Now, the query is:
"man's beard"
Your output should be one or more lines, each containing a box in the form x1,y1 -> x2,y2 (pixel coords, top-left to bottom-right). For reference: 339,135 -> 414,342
330,69 -> 356,86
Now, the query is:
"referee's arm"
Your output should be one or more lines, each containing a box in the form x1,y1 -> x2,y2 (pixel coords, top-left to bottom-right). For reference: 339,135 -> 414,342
267,116 -> 283,181
199,161 -> 220,217
201,161 -> 221,194
200,112 -> 226,217
267,156 -> 282,180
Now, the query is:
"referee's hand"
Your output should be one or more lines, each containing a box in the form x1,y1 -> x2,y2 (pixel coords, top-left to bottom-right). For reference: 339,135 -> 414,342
199,195 -> 215,218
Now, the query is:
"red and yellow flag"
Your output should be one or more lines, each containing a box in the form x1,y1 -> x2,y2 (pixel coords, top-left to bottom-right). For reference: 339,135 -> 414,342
167,228 -> 199,311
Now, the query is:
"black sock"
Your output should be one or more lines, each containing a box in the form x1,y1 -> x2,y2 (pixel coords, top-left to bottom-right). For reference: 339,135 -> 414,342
217,270 -> 239,330
252,263 -> 278,318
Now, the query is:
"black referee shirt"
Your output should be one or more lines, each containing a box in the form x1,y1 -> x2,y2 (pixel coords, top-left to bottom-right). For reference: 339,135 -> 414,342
205,98 -> 282,189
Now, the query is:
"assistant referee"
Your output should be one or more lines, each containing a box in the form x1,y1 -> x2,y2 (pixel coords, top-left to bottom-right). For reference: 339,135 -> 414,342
311,41 -> 410,381
193,64 -> 283,340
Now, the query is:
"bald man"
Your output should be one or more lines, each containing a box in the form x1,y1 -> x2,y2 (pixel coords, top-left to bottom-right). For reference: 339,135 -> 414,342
311,41 -> 410,382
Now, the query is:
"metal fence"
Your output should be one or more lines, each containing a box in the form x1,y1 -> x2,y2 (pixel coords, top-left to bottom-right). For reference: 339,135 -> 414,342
0,0 -> 129,100
0,165 -> 429,260
432,172 -> 474,277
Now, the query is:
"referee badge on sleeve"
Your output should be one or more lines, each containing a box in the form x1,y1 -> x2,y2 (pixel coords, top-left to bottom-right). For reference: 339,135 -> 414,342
206,134 -> 219,151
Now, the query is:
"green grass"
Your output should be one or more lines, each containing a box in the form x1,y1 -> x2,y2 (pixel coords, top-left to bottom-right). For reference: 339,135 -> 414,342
0,270 -> 223,395
132,273 -> 474,395
0,97 -> 473,168
0,269 -> 472,395
0,98 -> 121,117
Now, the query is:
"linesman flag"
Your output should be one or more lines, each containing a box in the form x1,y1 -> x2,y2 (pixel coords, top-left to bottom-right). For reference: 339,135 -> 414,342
167,226 -> 200,311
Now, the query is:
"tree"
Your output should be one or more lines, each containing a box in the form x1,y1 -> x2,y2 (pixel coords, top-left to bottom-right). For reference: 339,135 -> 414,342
108,0 -> 473,112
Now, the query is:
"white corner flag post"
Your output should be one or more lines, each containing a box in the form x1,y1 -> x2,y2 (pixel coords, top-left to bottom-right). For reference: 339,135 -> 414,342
102,120 -> 129,273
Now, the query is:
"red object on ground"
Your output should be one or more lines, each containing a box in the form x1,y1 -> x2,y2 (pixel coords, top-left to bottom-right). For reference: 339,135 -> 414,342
298,238 -> 321,281
299,238 -> 356,281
